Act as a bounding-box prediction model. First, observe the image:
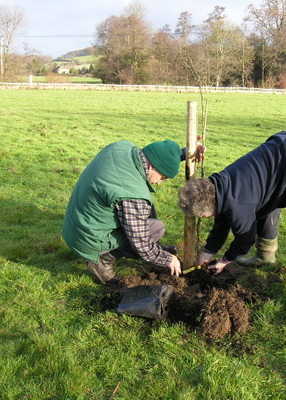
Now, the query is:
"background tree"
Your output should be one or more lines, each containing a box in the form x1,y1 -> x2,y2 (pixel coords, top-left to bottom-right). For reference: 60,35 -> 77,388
175,11 -> 193,42
192,7 -> 253,87
91,2 -> 285,87
150,28 -> 181,84
94,13 -> 151,84
23,44 -> 52,76
0,5 -> 25,79
201,7 -> 234,86
246,0 -> 286,86
123,0 -> 147,20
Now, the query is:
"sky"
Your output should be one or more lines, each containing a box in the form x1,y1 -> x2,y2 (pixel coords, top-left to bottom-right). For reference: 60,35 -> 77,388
9,0 -> 262,59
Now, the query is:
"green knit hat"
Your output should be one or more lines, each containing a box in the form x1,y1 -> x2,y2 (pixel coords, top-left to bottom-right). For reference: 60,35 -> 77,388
142,140 -> 181,178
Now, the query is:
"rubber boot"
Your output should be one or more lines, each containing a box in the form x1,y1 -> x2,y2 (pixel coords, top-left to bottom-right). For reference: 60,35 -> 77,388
236,236 -> 278,267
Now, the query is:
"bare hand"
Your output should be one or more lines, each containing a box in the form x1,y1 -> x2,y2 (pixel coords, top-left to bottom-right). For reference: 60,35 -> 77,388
168,255 -> 182,277
196,142 -> 206,163
181,140 -> 206,163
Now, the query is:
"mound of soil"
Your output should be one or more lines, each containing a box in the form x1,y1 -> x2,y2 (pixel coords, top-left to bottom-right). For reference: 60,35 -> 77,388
199,286 -> 251,340
105,261 -> 273,341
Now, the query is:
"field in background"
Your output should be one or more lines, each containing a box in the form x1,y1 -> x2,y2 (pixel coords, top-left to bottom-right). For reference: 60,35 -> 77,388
17,75 -> 102,84
1,90 -> 286,399
72,54 -> 94,64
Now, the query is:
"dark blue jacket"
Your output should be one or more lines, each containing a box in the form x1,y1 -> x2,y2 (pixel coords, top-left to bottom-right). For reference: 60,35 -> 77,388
206,131 -> 286,260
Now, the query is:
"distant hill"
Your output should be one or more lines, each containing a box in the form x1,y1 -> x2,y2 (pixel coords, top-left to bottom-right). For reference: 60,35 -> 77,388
52,47 -> 96,75
58,47 -> 94,60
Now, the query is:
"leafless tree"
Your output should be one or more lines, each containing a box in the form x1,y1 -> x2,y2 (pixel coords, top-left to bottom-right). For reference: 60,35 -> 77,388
123,0 -> 147,20
151,29 -> 181,84
175,11 -> 193,42
0,5 -> 25,78
246,0 -> 286,86
92,3 -> 285,87
192,7 -> 253,87
94,13 -> 151,84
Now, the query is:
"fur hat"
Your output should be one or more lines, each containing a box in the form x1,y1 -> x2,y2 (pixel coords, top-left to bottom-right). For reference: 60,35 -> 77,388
142,140 -> 181,178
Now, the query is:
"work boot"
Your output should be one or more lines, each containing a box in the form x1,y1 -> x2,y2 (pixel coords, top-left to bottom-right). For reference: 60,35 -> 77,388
158,243 -> 178,255
236,236 -> 278,267
86,252 -> 116,284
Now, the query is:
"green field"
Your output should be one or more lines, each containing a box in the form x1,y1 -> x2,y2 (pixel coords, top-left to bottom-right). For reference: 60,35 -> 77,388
73,55 -> 95,64
18,75 -> 102,84
1,89 -> 286,399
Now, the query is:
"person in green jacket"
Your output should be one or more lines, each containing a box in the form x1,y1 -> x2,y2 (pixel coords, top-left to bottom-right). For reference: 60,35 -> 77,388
62,139 -> 186,284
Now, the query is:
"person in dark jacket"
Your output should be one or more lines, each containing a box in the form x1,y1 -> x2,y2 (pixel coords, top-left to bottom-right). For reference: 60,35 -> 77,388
62,139 -> 204,284
178,131 -> 286,274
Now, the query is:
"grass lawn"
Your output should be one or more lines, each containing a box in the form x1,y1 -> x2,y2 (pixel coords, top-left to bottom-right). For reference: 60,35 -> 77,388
0,89 -> 286,399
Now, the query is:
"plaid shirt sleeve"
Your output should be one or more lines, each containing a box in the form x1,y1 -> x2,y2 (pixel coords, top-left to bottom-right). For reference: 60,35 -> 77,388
116,199 -> 172,267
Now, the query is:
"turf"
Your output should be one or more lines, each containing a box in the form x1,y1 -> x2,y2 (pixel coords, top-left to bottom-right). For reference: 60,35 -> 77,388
0,89 -> 286,399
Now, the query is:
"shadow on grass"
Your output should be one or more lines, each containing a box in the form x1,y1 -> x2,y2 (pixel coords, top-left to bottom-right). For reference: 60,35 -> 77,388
0,197 -> 74,267
0,197 -> 146,284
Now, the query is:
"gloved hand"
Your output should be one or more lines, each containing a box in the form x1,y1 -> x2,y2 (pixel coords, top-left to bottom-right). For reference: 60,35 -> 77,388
180,147 -> 186,162
199,251 -> 213,266
207,258 -> 231,275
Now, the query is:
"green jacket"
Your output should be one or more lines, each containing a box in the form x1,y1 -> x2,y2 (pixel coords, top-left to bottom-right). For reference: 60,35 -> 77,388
62,140 -> 154,262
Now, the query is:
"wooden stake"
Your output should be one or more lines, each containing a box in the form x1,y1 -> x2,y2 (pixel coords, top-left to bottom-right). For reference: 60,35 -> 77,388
195,98 -> 208,264
184,101 -> 198,268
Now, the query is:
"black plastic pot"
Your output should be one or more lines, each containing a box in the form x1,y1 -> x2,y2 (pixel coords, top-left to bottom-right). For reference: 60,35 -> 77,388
117,285 -> 174,319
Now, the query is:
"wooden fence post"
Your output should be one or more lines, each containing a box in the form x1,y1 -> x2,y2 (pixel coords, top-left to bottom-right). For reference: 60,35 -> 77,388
184,101 -> 198,268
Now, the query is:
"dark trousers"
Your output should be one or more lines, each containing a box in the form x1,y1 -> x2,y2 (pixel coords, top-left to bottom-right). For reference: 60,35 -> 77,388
257,209 -> 280,239
110,217 -> 165,260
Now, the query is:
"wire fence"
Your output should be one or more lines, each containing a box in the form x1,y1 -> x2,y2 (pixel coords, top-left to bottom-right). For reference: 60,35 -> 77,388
0,82 -> 285,94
